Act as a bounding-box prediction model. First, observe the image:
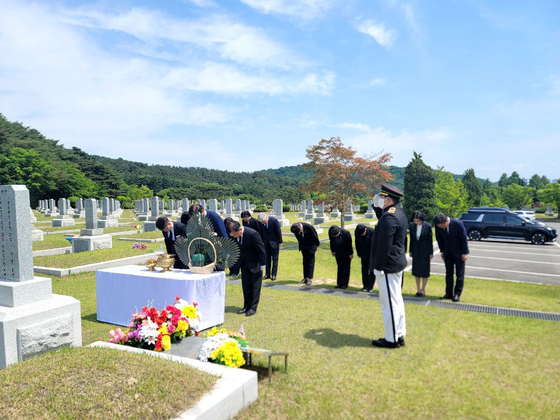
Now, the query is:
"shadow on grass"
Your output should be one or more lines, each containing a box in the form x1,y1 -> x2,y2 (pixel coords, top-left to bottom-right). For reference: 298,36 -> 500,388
225,305 -> 242,314
304,328 -> 372,348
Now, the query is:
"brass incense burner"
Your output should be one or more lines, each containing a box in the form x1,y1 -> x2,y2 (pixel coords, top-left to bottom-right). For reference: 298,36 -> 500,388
145,258 -> 157,271
156,254 -> 175,272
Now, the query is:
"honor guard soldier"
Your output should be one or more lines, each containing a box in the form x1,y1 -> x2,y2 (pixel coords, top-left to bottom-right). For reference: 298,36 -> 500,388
370,184 -> 408,348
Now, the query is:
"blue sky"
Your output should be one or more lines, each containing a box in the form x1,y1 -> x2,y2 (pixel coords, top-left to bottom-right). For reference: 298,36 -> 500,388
0,0 -> 558,181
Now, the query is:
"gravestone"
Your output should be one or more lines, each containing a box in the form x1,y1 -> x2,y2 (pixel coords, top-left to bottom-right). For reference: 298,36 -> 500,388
314,203 -> 328,225
224,198 -> 234,218
143,196 -> 160,232
365,200 -> 374,219
272,199 -> 290,227
181,198 -> 190,214
97,198 -> 118,228
44,199 -> 58,217
30,208 -> 44,242
344,200 -> 356,222
298,200 -> 306,218
72,199 -> 112,253
235,199 -> 242,216
138,198 -> 150,221
164,199 -> 178,218
304,200 -> 315,220
0,185 -> 82,369
208,199 -> 218,213
52,198 -> 75,227
74,198 -> 85,218
330,206 -> 341,218
545,206 -> 554,216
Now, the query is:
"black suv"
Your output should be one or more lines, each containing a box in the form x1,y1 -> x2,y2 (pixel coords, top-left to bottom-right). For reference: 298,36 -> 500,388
459,207 -> 557,245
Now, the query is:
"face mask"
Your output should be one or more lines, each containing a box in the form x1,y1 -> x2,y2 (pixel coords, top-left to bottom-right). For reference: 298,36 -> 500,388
374,194 -> 385,208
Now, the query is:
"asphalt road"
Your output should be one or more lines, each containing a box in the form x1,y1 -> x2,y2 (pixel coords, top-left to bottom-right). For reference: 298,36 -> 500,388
428,221 -> 560,285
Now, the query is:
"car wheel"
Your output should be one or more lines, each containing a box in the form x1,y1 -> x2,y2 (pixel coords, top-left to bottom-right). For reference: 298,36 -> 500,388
531,232 -> 546,245
468,229 -> 482,241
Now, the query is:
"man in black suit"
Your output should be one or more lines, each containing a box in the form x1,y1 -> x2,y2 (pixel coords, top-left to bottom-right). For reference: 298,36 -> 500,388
329,225 -> 353,289
155,216 -> 188,269
434,213 -> 469,302
355,224 -> 375,292
257,212 -> 283,281
290,222 -> 320,286
227,221 -> 266,317
189,204 -> 228,238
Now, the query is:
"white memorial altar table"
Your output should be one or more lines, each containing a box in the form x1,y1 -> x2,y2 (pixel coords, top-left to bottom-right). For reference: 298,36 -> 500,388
96,265 -> 225,330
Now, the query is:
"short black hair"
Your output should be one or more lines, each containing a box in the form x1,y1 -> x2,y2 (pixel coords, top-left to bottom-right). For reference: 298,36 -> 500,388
180,211 -> 191,225
240,210 -> 251,219
433,213 -> 448,225
411,211 -> 425,222
290,223 -> 300,235
328,225 -> 341,238
355,224 -> 366,236
228,220 -> 241,233
156,216 -> 169,230
188,203 -> 204,216
223,217 -> 234,233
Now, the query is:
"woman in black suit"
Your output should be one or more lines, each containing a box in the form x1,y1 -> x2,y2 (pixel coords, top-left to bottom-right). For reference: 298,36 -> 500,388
241,210 -> 259,232
409,211 -> 434,297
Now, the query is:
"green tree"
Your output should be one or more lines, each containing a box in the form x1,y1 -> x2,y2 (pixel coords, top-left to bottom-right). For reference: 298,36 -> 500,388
51,161 -> 99,199
462,168 -> 483,207
480,179 -> 505,207
434,168 -> 468,218
509,171 -> 525,187
539,183 -> 560,216
0,147 -> 56,204
541,175 -> 550,186
498,173 -> 509,188
127,185 -> 154,201
502,184 -> 531,210
403,152 -> 438,221
528,174 -> 544,190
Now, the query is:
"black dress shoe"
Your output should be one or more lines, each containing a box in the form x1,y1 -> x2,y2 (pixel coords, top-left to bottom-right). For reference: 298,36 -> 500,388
452,295 -> 460,302
440,295 -> 452,300
335,285 -> 341,289
263,275 -> 271,280
415,292 -> 422,297
245,309 -> 256,316
398,336 -> 406,347
341,286 -> 348,289
271,276 -> 276,281
372,338 -> 400,348
299,278 -> 307,284
237,308 -> 247,314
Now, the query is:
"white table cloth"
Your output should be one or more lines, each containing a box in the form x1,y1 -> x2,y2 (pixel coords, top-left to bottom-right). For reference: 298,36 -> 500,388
96,265 -> 225,331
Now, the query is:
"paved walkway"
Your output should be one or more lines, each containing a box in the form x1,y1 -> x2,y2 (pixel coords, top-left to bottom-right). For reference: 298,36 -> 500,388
226,280 -> 560,322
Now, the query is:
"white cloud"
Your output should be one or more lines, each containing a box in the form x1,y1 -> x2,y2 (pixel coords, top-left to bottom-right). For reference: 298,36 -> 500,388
356,19 -> 398,48
239,0 -> 336,20
369,78 -> 387,86
185,0 -> 217,7
63,8 -> 303,69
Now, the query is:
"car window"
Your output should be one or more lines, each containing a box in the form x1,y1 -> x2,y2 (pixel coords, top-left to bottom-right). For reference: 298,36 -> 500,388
506,215 -> 524,226
461,213 -> 479,221
482,214 -> 504,223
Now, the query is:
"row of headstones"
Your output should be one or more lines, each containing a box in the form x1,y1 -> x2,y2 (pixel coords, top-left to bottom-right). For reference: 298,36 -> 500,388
288,199 -> 376,224
36,198 -> 122,228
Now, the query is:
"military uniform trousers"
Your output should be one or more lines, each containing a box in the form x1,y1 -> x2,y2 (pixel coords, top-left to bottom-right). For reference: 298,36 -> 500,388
375,270 -> 406,343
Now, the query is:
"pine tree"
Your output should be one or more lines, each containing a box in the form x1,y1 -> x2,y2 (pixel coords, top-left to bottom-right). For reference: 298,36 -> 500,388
462,168 -> 482,206
403,152 -> 438,221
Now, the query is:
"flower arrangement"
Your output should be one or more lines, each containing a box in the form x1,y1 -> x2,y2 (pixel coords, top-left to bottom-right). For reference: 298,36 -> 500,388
198,326 -> 247,368
132,243 -> 148,250
108,296 -> 200,352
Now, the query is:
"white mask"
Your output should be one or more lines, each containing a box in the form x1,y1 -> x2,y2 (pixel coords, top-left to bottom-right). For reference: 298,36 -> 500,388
373,194 -> 385,208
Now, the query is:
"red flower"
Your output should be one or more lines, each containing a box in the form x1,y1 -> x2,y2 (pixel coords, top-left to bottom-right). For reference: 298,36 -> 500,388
175,296 -> 181,301
193,302 -> 198,307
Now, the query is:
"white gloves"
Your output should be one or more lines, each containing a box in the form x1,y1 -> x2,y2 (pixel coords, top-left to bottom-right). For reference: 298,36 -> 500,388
374,269 -> 384,277
373,194 -> 385,209
260,265 -> 266,271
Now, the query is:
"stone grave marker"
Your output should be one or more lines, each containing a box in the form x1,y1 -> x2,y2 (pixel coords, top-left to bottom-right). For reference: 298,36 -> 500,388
72,199 -> 112,253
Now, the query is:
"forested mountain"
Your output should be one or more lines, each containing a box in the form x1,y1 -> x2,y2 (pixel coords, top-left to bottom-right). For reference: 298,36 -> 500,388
0,113 -> 406,206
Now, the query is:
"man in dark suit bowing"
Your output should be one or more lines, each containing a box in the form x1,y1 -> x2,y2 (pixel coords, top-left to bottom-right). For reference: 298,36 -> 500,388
434,213 -> 469,302
355,224 -> 376,292
290,222 -> 320,286
257,212 -> 283,281
227,221 -> 267,317
189,203 -> 228,238
155,216 -> 188,269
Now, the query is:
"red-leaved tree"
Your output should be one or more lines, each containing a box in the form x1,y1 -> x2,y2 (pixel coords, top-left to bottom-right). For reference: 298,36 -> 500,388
303,137 -> 393,228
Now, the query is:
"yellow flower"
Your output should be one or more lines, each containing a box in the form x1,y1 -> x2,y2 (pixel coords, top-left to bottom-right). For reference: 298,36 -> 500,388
177,319 -> 188,332
159,324 -> 168,335
161,335 -> 171,351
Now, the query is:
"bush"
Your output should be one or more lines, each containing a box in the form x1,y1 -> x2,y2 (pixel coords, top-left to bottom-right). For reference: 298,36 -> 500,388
254,205 -> 269,212
359,205 -> 369,213
283,204 -> 291,212
535,207 -> 546,214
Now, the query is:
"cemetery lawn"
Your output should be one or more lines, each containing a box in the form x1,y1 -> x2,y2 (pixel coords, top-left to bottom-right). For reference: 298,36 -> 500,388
33,240 -> 159,268
32,233 -> 72,251
43,269 -> 560,420
0,346 -> 217,419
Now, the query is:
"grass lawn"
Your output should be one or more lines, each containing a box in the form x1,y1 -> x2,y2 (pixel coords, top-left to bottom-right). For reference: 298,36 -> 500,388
0,346 -> 217,419
32,233 -> 73,251
36,267 -> 560,420
33,239 -> 159,268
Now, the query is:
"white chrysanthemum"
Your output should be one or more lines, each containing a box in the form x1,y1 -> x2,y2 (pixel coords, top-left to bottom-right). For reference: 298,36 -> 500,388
198,333 -> 230,362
